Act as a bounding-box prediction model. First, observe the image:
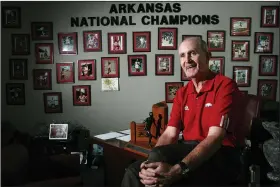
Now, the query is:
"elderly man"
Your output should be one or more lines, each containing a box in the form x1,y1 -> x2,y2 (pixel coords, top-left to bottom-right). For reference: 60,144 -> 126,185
121,37 -> 245,187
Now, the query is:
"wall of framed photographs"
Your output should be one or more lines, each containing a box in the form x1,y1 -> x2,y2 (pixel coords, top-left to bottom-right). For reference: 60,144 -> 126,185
1,1 -> 279,135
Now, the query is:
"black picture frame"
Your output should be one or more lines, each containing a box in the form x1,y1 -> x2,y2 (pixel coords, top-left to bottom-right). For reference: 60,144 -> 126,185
6,83 -> 25,105
2,6 -> 21,28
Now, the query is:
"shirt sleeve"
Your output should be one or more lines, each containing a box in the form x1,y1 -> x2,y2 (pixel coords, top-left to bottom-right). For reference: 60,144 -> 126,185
167,88 -> 183,129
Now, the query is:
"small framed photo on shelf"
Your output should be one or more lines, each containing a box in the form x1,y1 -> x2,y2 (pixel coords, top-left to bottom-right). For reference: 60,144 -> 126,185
9,59 -> 28,80
11,34 -> 30,55
181,68 -> 190,81
35,43 -> 54,64
101,57 -> 119,78
182,35 -> 202,41
33,69 -> 52,90
209,56 -> 225,75
259,55 -> 278,76
158,27 -> 178,50
83,30 -> 102,52
78,59 -> 96,80
230,17 -> 251,36
254,32 -> 274,53
49,124 -> 68,140
56,62 -> 75,83
165,82 -> 184,103
207,30 -> 225,52
31,22 -> 53,40
261,6 -> 279,27
133,31 -> 151,52
231,40 -> 250,61
155,54 -> 174,76
6,83 -> 25,105
58,32 -> 78,55
2,7 -> 21,28
108,32 -> 127,54
72,85 -> 91,106
101,78 -> 119,92
43,92 -> 63,113
257,79 -> 278,101
127,55 -> 147,76
232,66 -> 252,87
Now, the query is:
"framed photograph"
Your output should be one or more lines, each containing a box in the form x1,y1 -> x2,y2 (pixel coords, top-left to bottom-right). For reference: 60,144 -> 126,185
83,30 -> 102,52
72,85 -> 91,106
232,66 -> 252,87
182,35 -> 202,41
33,69 -> 52,90
6,83 -> 25,105
230,17 -> 251,36
9,59 -> 28,80
35,43 -> 54,64
2,7 -> 21,28
231,40 -> 250,61
165,82 -> 184,103
49,124 -> 68,140
261,6 -> 279,27
78,59 -> 96,80
158,28 -> 177,50
128,55 -> 147,76
11,34 -> 30,55
257,79 -> 278,100
155,54 -> 174,76
259,55 -> 278,76
254,32 -> 274,53
101,78 -> 119,92
207,30 -> 225,52
108,32 -> 127,54
209,56 -> 225,75
43,92 -> 63,113
133,31 -> 151,52
58,32 -> 78,55
101,57 -> 119,78
240,90 -> 248,95
181,68 -> 190,81
31,22 -> 53,40
56,62 -> 75,83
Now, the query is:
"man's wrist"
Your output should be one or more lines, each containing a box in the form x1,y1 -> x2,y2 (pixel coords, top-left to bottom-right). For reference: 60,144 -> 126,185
176,161 -> 190,177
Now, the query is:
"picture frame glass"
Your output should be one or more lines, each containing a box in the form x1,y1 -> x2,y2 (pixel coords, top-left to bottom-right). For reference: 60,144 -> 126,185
44,93 -> 62,113
262,7 -> 278,26
259,56 -> 277,75
10,59 -> 27,79
36,44 -> 53,64
159,28 -> 177,49
32,22 -> 53,40
6,83 -> 25,105
231,18 -> 251,36
255,33 -> 273,53
156,55 -> 174,75
133,32 -> 150,52
12,35 -> 30,54
101,58 -> 119,78
73,86 -> 90,105
33,69 -> 51,89
108,33 -> 126,53
258,80 -> 277,100
207,31 -> 225,51
129,55 -> 146,76
49,124 -> 68,140
83,31 -> 102,51
56,63 -> 74,83
2,7 -> 20,27
232,41 -> 249,60
209,57 -> 224,74
78,60 -> 96,80
166,83 -> 183,103
61,35 -> 75,52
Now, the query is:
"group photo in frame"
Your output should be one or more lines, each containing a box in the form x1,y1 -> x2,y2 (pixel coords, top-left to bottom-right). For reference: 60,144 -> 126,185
58,32 -> 78,55
254,32 -> 274,53
133,31 -> 151,52
259,55 -> 278,76
207,30 -> 225,52
78,59 -> 96,80
232,66 -> 252,87
165,82 -> 184,103
158,27 -> 178,50
83,30 -> 102,52
11,34 -> 30,55
127,55 -> 147,76
209,56 -> 225,75
101,57 -> 119,78
257,79 -> 278,101
108,32 -> 127,54
231,40 -> 250,61
6,83 -> 25,105
56,62 -> 75,83
43,92 -> 63,113
230,17 -> 251,36
35,43 -> 54,64
155,54 -> 174,76
31,22 -> 53,40
261,6 -> 279,27
2,6 -> 21,28
33,69 -> 52,90
49,123 -> 68,140
72,85 -> 91,106
182,35 -> 202,41
9,58 -> 28,80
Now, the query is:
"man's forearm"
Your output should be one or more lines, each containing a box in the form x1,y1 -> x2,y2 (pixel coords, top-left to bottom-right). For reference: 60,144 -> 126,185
155,133 -> 178,147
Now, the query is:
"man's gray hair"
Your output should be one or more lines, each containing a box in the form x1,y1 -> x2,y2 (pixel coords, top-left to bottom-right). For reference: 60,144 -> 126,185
182,37 -> 209,53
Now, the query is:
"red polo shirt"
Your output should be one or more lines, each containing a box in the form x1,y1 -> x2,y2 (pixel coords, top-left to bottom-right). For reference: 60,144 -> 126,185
168,73 -> 245,147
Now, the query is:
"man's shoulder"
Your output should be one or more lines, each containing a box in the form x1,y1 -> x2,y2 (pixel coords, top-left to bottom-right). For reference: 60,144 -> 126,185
214,74 -> 237,87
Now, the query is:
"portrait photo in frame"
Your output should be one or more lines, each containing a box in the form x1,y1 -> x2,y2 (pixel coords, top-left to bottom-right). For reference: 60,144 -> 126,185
257,79 -> 278,101
261,6 -> 279,27
230,17 -> 251,36
158,28 -> 177,50
182,35 -> 202,41
72,85 -> 91,106
108,32 -> 127,54
43,92 -> 63,113
31,22 -> 53,40
259,55 -> 278,76
181,68 -> 190,81
58,32 -> 78,55
232,66 -> 252,87
133,31 -> 151,52
83,30 -> 102,52
6,83 -> 25,105
254,32 -> 274,53
33,69 -> 52,90
231,40 -> 250,61
56,62 -> 75,83
2,6 -> 21,28
101,57 -> 119,78
128,55 -> 147,76
49,124 -> 68,140
209,56 -> 225,75
207,30 -> 225,52
78,59 -> 96,80
165,82 -> 184,103
11,34 -> 30,55
35,43 -> 54,64
9,59 -> 28,80
155,54 -> 174,76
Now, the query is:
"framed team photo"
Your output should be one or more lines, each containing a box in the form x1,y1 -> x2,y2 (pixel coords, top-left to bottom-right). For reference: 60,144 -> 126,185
128,55 -> 147,76
9,59 -> 28,80
31,22 -> 53,40
11,34 -> 30,55
257,79 -> 278,101
207,30 -> 225,52
158,27 -> 178,50
78,59 -> 96,80
155,54 -> 174,76
181,68 -> 190,81
231,40 -> 250,61
182,35 -> 202,41
56,62 -> 75,83
108,32 -> 127,54
230,17 -> 251,36
261,6 -> 279,27
43,92 -> 63,113
101,57 -> 119,78
49,124 -> 68,140
254,32 -> 273,53
259,55 -> 278,76
83,30 -> 102,52
209,56 -> 225,75
58,32 -> 78,55
72,85 -> 91,106
33,69 -> 52,90
165,82 -> 184,103
2,6 -> 21,28
232,66 -> 252,87
35,43 -> 54,64
133,31 -> 151,52
6,83 -> 25,105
